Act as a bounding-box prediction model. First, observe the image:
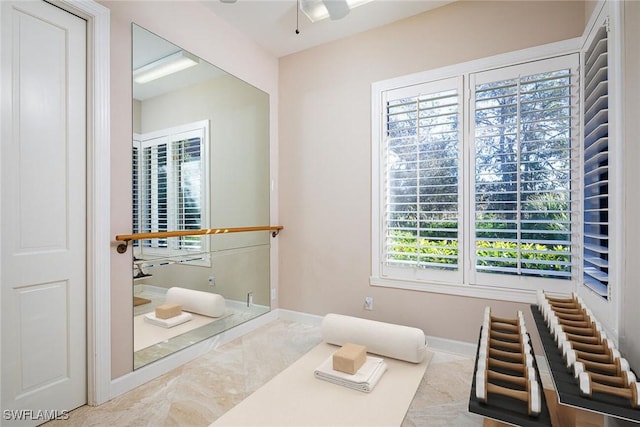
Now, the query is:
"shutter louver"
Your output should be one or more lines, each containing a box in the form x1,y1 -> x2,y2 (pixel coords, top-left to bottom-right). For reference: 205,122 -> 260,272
582,25 -> 609,299
473,63 -> 577,280
141,141 -> 169,249
383,82 -> 461,275
175,137 -> 202,251
132,143 -> 140,247
136,128 -> 205,254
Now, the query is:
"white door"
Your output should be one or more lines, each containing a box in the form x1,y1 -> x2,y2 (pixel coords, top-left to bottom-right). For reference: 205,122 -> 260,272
1,1 -> 87,424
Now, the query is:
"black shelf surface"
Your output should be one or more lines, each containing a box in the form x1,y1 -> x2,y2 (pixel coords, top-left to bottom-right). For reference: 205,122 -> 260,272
468,327 -> 552,427
530,304 -> 640,423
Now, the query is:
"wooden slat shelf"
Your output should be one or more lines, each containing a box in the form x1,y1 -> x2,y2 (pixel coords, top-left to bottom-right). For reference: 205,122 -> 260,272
468,327 -> 552,426
530,305 -> 640,424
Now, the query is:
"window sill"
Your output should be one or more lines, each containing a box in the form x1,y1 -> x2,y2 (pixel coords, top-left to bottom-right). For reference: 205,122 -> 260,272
370,276 -> 552,304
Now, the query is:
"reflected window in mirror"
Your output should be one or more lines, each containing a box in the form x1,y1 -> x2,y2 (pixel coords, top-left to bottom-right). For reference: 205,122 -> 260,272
132,120 -> 210,265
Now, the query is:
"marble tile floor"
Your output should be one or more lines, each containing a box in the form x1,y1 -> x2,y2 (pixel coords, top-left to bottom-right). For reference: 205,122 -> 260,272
45,319 -> 485,427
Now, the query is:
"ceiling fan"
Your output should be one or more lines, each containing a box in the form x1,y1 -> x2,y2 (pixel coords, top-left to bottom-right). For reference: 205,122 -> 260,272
218,0 -> 371,36
218,0 -> 364,21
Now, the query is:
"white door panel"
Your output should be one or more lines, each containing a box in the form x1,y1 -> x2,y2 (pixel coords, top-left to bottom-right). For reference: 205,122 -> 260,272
17,281 -> 69,392
1,1 -> 87,424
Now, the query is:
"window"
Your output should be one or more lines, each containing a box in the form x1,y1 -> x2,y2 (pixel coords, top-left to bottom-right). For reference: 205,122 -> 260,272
372,49 -> 581,298
382,77 -> 463,284
470,57 -> 578,289
133,120 -> 209,260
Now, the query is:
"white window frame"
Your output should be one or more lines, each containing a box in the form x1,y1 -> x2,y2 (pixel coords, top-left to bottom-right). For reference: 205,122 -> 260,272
133,120 -> 211,266
372,39 -> 583,303
576,0 -> 622,338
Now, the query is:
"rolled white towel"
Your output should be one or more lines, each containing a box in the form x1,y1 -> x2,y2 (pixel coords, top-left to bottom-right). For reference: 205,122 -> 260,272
165,287 -> 226,318
321,314 -> 427,363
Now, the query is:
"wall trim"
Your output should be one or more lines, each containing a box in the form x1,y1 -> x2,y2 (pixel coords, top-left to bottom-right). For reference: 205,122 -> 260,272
58,0 -> 112,407
276,308 -> 324,326
425,335 -> 476,357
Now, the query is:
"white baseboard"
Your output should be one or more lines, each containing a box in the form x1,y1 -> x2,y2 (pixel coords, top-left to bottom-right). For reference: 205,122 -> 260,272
425,335 -> 477,357
275,308 -> 323,326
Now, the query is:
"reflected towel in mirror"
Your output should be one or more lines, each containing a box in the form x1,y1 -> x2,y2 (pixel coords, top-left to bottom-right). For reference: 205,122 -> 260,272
144,311 -> 192,328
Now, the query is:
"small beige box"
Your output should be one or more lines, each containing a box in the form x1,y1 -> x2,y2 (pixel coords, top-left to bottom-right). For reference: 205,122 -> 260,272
333,343 -> 367,375
155,303 -> 182,319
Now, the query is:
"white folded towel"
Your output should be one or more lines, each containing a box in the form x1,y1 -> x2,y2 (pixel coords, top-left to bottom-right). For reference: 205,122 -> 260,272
144,311 -> 192,328
314,354 -> 387,393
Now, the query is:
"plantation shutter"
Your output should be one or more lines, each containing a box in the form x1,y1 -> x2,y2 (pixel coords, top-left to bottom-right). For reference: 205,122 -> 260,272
174,136 -> 202,250
132,141 -> 140,246
471,55 -> 579,286
137,126 -> 206,254
381,77 -> 463,283
582,24 -> 609,299
141,137 -> 169,249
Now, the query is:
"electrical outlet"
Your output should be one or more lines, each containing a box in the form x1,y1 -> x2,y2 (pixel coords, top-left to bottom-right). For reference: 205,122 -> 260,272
271,288 -> 277,301
364,296 -> 374,311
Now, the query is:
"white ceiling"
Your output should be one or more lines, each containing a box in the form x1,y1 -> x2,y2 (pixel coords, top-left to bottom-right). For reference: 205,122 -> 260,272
133,0 -> 453,100
200,0 -> 454,58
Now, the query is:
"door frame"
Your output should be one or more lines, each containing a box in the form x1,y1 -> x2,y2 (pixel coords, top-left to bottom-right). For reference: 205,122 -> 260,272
0,0 -> 110,410
56,0 -> 111,406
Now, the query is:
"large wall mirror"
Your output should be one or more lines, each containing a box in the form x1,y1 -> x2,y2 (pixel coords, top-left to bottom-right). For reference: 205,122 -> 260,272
132,24 -> 271,369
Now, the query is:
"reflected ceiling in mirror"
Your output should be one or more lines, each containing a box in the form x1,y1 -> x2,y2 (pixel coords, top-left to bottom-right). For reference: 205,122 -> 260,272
133,25 -> 226,101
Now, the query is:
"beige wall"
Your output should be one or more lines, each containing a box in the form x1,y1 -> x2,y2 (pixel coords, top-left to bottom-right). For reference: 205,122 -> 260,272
585,1 -> 598,25
139,74 -> 271,245
104,0 -> 278,379
278,1 -> 586,345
